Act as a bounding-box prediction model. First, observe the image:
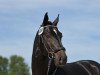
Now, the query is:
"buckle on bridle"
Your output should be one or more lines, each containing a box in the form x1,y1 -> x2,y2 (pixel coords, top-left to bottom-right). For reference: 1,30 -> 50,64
48,52 -> 55,59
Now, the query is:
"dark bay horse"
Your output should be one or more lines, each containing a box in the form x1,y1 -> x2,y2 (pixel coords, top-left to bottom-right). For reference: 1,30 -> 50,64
32,13 -> 100,75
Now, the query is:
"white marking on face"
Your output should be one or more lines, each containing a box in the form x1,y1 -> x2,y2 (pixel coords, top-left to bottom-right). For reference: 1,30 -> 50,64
53,29 -> 57,34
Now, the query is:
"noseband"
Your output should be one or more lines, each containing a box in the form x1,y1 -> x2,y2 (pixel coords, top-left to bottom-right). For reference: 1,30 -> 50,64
38,25 -> 65,75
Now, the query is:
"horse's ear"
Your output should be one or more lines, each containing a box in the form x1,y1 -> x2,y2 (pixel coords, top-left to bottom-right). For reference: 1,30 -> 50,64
42,12 -> 49,26
53,14 -> 59,26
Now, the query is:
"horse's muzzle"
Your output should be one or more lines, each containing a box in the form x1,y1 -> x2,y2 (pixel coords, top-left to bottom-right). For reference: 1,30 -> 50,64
54,50 -> 67,67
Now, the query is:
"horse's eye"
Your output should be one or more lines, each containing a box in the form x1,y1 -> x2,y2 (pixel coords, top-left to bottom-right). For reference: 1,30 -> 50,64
53,29 -> 57,34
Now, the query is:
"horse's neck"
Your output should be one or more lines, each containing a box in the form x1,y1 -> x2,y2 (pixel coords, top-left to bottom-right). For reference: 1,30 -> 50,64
32,53 -> 48,75
32,36 -> 49,75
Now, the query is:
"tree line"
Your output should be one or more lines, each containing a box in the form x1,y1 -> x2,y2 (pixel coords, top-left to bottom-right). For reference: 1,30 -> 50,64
0,55 -> 30,75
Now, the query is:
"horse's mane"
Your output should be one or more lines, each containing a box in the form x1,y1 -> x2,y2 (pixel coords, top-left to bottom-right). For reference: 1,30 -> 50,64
32,32 -> 39,59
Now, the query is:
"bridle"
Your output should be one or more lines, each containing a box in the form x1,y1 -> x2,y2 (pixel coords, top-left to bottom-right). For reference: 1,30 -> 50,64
38,25 -> 65,75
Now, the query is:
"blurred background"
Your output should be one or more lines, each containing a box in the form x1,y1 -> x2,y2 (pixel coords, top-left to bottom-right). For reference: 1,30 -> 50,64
0,0 -> 100,74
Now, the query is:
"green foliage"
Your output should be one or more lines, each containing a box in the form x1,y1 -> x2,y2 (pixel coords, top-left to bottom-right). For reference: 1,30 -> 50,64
0,56 -> 8,75
0,55 -> 30,75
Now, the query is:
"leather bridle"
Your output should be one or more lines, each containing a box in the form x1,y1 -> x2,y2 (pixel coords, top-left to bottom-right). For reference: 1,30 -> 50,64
38,25 -> 65,75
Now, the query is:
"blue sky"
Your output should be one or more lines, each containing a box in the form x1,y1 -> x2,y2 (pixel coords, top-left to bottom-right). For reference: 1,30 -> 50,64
0,0 -> 100,73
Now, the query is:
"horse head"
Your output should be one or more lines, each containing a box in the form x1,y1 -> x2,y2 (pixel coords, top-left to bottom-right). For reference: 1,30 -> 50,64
35,12 -> 67,67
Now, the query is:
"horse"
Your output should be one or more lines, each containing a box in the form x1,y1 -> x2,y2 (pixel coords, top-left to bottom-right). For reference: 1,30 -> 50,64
32,13 -> 100,75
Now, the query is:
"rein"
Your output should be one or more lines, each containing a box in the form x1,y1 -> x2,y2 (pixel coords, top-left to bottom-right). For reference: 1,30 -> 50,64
47,54 -> 57,75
